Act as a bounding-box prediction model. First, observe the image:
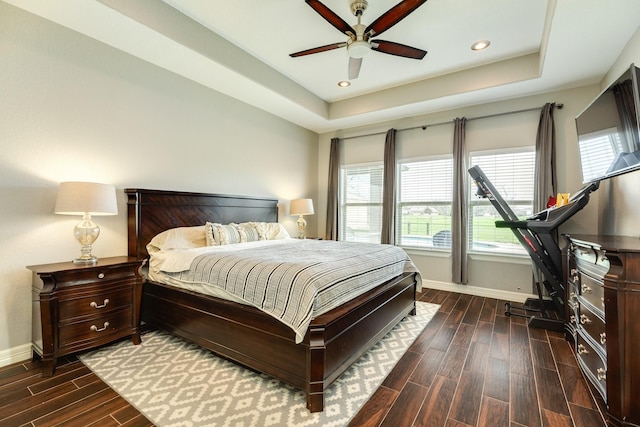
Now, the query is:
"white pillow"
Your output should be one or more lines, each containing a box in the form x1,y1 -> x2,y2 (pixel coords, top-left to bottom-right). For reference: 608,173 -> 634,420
147,226 -> 207,253
262,222 -> 290,240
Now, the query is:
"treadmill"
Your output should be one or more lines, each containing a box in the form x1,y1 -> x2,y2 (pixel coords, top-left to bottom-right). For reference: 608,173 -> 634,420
468,165 -> 599,331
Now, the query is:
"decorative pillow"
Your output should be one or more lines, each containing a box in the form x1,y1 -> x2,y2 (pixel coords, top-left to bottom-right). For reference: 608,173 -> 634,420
147,226 -> 207,252
205,222 -> 242,246
238,222 -> 267,242
262,222 -> 290,240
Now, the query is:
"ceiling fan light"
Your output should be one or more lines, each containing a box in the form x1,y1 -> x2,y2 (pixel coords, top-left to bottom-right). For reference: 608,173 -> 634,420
348,40 -> 370,58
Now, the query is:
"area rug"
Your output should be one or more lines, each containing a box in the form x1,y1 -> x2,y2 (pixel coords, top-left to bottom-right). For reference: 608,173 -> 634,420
80,301 -> 439,427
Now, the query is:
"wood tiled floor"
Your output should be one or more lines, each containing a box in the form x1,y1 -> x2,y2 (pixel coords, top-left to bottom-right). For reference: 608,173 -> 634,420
0,288 -> 606,427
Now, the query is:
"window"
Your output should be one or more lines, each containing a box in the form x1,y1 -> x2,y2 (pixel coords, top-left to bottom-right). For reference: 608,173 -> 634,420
578,128 -> 624,182
468,149 -> 535,255
339,163 -> 383,243
396,157 -> 453,248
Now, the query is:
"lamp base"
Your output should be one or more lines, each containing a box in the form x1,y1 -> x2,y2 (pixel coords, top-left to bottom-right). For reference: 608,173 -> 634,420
73,214 -> 100,264
296,215 -> 307,239
73,255 -> 98,264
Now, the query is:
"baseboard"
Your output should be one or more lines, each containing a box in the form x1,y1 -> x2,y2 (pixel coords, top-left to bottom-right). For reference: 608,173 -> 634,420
422,279 -> 536,304
0,343 -> 32,369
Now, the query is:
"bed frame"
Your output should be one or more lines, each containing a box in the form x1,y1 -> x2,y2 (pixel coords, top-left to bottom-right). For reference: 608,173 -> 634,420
125,188 -> 418,412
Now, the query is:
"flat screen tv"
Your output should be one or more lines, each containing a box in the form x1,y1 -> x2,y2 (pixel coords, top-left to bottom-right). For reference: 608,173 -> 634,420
575,63 -> 640,183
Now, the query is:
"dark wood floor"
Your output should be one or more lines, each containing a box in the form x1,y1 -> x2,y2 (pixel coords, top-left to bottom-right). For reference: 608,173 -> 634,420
0,288 -> 606,427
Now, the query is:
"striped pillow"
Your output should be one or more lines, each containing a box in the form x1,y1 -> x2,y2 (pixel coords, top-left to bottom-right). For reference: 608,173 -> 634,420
205,222 -> 242,246
238,222 -> 267,242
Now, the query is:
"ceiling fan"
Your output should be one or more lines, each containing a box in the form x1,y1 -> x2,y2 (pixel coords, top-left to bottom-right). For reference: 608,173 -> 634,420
290,0 -> 428,80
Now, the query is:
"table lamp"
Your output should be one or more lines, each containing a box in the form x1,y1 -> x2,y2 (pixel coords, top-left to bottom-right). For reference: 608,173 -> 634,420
290,198 -> 314,239
55,182 -> 118,264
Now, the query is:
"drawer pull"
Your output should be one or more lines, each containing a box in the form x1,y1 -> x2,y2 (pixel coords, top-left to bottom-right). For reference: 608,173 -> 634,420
578,344 -> 589,355
90,322 -> 109,332
90,299 -> 109,309
97,273 -> 105,279
600,332 -> 607,345
579,314 -> 592,325
581,284 -> 592,294
597,368 -> 606,381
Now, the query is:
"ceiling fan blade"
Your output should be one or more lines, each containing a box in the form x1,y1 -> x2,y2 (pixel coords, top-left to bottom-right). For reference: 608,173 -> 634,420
371,39 -> 427,59
305,0 -> 354,36
348,57 -> 362,79
290,42 -> 347,57
365,0 -> 428,37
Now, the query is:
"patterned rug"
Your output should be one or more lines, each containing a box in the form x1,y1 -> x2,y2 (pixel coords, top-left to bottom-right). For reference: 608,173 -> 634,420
79,302 -> 439,427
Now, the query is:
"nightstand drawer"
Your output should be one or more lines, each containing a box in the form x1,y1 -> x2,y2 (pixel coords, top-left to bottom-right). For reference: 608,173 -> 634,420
58,287 -> 132,320
58,307 -> 133,347
50,265 -> 138,288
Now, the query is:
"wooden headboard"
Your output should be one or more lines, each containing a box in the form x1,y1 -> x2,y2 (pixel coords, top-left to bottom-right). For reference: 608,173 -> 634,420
125,188 -> 279,260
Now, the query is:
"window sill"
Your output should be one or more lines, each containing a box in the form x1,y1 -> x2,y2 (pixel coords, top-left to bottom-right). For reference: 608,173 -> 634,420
402,247 -> 451,258
468,251 -> 531,265
402,247 -> 532,265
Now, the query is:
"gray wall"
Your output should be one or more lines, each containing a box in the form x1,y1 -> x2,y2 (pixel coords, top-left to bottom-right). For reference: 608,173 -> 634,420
0,3 -> 318,363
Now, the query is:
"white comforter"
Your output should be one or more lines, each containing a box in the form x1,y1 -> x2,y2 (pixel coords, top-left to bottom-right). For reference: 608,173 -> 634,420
148,239 -> 421,343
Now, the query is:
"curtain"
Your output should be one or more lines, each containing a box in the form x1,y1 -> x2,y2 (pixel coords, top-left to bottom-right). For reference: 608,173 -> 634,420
381,129 -> 396,245
614,80 -> 640,152
325,138 -> 340,240
533,103 -> 557,213
533,103 -> 557,292
452,118 -> 468,284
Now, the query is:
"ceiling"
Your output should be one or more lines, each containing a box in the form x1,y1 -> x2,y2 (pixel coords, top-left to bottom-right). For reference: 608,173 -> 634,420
5,0 -> 640,133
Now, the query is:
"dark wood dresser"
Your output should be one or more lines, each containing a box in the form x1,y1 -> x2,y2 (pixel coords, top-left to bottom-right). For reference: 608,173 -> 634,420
564,234 -> 640,427
28,256 -> 144,376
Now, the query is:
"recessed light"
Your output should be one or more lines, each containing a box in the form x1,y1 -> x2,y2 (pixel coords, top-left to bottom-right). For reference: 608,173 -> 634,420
471,40 -> 490,51
338,80 -> 351,88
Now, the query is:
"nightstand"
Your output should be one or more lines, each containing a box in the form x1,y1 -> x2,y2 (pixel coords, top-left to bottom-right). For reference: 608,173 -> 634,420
28,256 -> 144,376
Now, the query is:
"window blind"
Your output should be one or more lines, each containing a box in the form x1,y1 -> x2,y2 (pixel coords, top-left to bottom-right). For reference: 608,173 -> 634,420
468,149 -> 535,255
339,163 -> 384,243
396,157 -> 453,248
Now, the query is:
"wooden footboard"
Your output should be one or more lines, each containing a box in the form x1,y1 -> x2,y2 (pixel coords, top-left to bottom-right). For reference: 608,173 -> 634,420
141,271 -> 417,412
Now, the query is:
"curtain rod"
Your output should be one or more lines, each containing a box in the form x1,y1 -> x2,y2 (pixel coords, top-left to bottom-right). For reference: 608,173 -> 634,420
341,103 -> 563,141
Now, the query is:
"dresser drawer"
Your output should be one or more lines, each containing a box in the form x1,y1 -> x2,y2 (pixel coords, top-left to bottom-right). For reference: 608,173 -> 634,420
572,244 -> 609,279
577,303 -> 606,354
577,272 -> 605,313
576,332 -> 607,400
58,287 -> 132,320
58,307 -> 133,348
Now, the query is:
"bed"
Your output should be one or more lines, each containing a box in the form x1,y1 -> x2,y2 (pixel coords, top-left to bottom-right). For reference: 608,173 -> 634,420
126,188 -> 419,412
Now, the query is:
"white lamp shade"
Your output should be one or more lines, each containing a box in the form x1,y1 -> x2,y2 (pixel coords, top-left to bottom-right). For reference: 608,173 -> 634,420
55,182 -> 118,216
290,198 -> 314,216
